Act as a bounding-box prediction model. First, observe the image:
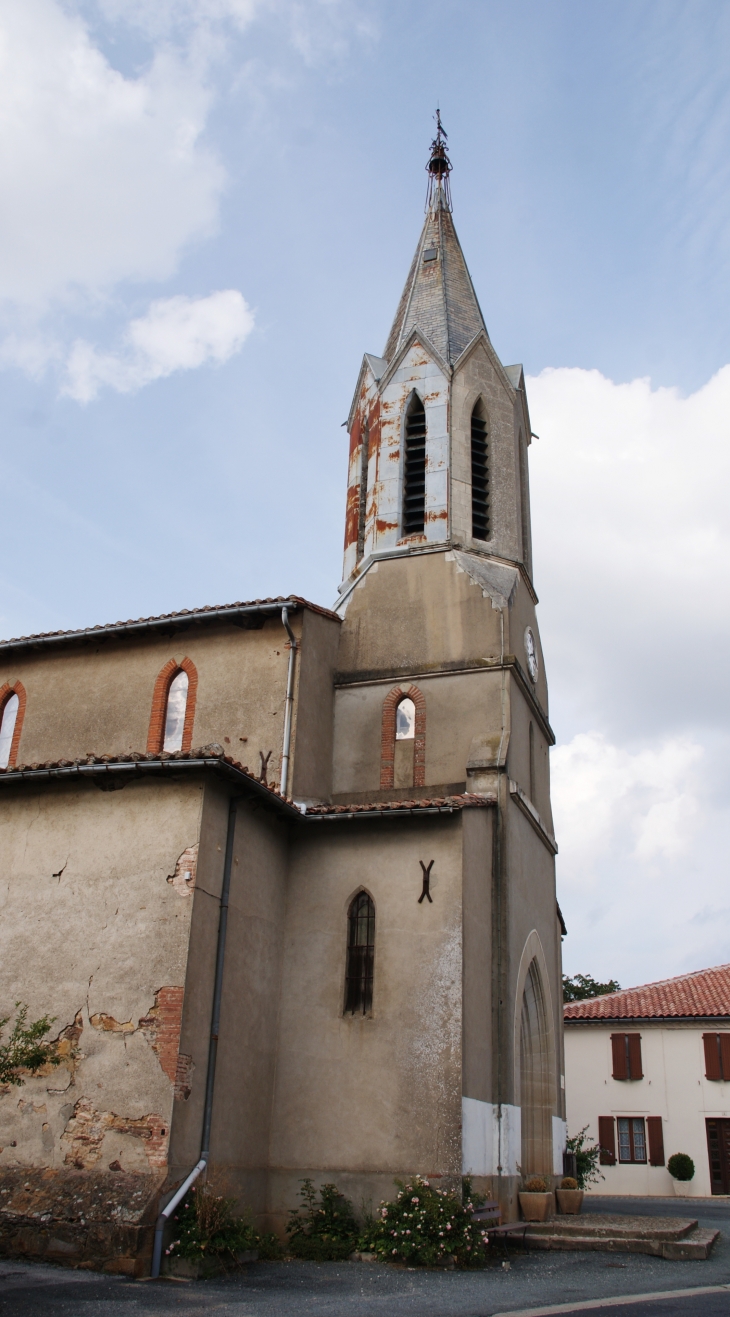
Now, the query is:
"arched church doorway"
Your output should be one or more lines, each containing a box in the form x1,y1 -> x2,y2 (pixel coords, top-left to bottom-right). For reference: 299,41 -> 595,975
519,957 -> 553,1176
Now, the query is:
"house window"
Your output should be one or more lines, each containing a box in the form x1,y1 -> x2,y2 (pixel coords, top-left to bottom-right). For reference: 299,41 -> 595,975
344,891 -> 375,1015
163,671 -> 189,752
0,693 -> 19,769
471,401 -> 489,540
402,394 -> 426,536
611,1032 -> 643,1080
703,1033 -> 730,1081
396,697 -> 415,740
617,1117 -> 647,1163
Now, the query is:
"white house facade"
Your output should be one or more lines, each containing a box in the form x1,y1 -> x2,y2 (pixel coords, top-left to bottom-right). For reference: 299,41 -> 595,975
564,964 -> 730,1198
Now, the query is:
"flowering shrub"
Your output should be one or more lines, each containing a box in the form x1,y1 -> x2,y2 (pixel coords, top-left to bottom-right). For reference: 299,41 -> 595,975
286,1179 -> 359,1260
367,1177 -> 489,1267
166,1183 -> 279,1269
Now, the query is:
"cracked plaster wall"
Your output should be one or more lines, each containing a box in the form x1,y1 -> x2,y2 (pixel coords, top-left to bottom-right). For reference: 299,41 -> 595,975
0,777 -> 203,1177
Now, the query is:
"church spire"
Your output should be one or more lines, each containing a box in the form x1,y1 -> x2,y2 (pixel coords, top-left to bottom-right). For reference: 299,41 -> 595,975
383,116 -> 487,367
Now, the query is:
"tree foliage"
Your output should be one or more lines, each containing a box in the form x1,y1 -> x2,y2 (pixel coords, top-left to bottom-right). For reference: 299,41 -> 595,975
563,973 -> 620,1002
0,1004 -> 59,1086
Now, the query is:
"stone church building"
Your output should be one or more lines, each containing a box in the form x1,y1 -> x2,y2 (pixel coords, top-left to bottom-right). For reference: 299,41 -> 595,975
0,133 -> 565,1272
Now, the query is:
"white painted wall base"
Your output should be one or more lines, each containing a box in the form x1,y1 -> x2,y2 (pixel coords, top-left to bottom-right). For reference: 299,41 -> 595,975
462,1098 -> 521,1176
552,1116 -> 567,1175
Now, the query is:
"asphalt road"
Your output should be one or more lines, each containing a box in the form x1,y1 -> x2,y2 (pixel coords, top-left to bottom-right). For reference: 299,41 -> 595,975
1,1198 -> 729,1317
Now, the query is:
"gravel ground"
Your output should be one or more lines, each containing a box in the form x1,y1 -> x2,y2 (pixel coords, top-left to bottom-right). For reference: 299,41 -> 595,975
0,1199 -> 728,1317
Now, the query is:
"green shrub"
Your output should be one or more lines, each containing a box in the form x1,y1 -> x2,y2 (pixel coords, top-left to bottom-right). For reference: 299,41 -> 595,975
166,1183 -> 267,1270
522,1177 -> 548,1193
566,1127 -> 604,1190
0,1004 -> 60,1086
368,1176 -> 490,1267
667,1153 -> 695,1182
286,1179 -> 359,1260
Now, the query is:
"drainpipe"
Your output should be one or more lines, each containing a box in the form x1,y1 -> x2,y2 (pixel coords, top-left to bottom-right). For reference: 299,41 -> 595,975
150,793 -> 242,1278
279,607 -> 298,799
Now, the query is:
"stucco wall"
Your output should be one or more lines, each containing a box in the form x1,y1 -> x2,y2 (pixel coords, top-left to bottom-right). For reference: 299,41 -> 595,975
0,777 -> 202,1178
267,815 -> 464,1223
564,1023 -> 730,1196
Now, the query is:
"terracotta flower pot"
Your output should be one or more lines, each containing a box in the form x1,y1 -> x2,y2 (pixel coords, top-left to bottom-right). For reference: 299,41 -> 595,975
518,1191 -> 552,1222
556,1189 -> 584,1214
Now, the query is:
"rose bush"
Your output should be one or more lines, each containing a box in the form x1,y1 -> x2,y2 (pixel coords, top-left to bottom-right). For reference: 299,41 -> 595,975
367,1176 -> 489,1267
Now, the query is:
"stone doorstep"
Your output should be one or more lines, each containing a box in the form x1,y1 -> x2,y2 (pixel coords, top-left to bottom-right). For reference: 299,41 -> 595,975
524,1222 -> 720,1261
528,1214 -> 698,1242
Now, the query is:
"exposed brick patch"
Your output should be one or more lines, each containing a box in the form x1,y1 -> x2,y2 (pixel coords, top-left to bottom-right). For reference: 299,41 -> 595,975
174,1054 -> 194,1102
380,684 -> 426,790
90,1013 -> 134,1033
61,1098 -> 168,1171
166,843 -> 198,898
146,658 -> 198,754
0,681 -> 27,768
138,987 -> 184,1087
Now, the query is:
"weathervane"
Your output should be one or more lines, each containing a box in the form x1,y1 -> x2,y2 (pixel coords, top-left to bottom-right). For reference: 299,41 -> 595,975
426,107 -> 452,212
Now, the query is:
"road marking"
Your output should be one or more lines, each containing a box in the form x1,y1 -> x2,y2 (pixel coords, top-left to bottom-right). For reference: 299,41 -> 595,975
491,1283 -> 730,1317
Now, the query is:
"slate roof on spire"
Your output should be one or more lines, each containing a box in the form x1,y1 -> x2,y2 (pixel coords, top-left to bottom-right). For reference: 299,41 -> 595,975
383,192 -> 488,367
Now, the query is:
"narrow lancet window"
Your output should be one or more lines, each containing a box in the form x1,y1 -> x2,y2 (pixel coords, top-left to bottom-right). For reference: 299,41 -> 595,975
0,694 -> 19,769
403,395 -> 426,536
471,401 -> 490,540
163,671 -> 189,752
344,891 -> 375,1015
356,422 -> 369,561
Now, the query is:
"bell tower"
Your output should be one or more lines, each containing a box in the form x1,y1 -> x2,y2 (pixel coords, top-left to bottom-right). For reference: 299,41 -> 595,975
331,122 -> 565,1208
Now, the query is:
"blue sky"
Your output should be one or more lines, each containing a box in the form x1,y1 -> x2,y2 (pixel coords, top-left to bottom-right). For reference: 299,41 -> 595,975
2,0 -> 730,986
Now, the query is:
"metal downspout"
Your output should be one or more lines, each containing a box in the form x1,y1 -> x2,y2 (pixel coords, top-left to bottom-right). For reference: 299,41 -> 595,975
279,607 -> 298,798
151,793 -> 242,1277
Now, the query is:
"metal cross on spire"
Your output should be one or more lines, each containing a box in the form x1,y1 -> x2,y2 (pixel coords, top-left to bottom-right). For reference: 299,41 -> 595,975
426,107 -> 452,212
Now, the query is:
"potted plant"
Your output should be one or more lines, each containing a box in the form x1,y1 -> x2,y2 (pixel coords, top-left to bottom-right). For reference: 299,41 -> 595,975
667,1153 -> 695,1197
518,1177 -> 552,1222
556,1176 -> 583,1214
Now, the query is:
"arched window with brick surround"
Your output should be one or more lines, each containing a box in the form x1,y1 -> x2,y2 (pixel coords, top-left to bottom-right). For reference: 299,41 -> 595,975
0,681 -> 26,769
147,658 -> 198,754
380,684 -> 426,790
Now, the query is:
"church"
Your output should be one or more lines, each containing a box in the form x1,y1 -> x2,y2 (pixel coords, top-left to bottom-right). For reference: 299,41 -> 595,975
0,128 -> 565,1273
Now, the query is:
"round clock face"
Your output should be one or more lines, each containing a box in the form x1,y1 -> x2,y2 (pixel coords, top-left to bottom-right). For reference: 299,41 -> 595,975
524,627 -> 539,683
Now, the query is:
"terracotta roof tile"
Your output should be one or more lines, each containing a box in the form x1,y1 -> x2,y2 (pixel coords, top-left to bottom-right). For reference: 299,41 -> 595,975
564,963 -> 730,1021
306,793 -> 495,815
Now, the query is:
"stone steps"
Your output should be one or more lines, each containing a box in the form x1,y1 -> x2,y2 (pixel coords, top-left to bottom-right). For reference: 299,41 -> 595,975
523,1214 -> 719,1260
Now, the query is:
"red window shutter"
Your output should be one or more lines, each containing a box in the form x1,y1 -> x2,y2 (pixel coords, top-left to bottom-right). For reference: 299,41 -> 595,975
627,1034 -> 643,1080
611,1034 -> 627,1080
720,1035 -> 730,1082
598,1116 -> 616,1165
647,1116 -> 665,1166
704,1033 -> 722,1081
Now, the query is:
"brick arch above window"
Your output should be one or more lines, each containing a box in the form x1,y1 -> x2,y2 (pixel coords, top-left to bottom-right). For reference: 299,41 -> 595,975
147,657 -> 198,754
380,683 -> 426,790
0,680 -> 26,769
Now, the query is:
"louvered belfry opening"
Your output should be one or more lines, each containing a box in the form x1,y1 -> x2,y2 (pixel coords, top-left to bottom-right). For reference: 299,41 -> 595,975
403,394 -> 426,536
471,401 -> 490,540
345,891 -> 375,1015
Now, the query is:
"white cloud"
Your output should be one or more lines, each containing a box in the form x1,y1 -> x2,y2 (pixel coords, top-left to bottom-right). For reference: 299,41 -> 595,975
527,365 -> 730,984
0,0 -> 226,311
63,290 -> 253,401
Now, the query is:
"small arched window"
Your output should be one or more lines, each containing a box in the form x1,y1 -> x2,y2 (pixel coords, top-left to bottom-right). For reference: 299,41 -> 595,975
471,401 -> 490,540
0,694 -> 20,769
403,394 -> 426,536
396,697 -> 415,740
164,671 -> 189,752
345,891 -> 375,1015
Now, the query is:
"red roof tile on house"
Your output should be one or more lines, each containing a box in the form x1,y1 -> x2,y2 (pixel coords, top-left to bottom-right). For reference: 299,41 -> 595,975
564,964 -> 730,1021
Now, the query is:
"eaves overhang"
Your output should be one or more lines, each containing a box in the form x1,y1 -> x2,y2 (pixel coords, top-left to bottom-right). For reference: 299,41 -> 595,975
564,1015 -> 730,1028
0,597 -> 339,658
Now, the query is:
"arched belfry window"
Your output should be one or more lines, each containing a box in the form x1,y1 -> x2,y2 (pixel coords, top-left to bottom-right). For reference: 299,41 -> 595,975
402,394 -> 426,536
396,697 -> 415,740
471,400 -> 490,540
380,685 -> 426,790
0,693 -> 20,769
147,657 -> 198,754
0,681 -> 26,770
345,891 -> 375,1015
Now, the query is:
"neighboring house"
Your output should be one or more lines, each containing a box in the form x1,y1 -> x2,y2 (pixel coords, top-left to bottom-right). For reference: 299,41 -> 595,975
564,964 -> 730,1196
0,130 -> 565,1273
